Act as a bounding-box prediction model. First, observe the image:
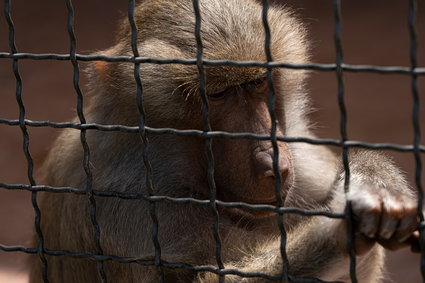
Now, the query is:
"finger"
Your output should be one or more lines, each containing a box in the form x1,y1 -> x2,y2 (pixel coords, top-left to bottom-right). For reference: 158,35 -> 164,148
378,197 -> 402,240
394,201 -> 418,242
350,192 -> 381,238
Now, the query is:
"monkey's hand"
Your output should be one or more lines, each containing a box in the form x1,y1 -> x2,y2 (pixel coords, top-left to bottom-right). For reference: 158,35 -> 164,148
336,150 -> 418,254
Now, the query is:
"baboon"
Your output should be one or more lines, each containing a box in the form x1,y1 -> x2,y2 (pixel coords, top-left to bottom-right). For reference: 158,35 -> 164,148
30,0 -> 418,282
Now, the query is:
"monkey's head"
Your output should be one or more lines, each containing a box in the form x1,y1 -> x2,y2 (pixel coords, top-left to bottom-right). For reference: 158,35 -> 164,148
90,0 -> 310,218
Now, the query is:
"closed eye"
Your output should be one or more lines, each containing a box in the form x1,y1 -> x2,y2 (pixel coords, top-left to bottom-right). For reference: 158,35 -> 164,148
207,76 -> 267,100
207,88 -> 228,100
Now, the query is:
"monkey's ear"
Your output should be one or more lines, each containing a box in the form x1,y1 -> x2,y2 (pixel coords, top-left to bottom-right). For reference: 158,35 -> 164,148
88,49 -> 115,82
92,60 -> 109,81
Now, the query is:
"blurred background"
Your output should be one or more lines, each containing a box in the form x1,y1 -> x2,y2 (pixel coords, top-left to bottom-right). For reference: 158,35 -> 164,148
0,0 -> 424,282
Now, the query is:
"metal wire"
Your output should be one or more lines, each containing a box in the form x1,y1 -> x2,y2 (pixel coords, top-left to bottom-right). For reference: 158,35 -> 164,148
64,1 -> 107,281
1,52 -> 425,75
0,1 -> 423,283
191,1 -> 225,281
3,1 -> 50,282
1,118 -> 425,152
332,1 -> 357,282
261,0 -> 289,282
126,1 -> 164,282
407,0 -> 425,279
0,241 -> 340,283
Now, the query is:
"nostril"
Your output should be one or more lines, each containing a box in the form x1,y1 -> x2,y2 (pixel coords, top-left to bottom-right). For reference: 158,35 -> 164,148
254,151 -> 289,179
254,151 -> 273,177
264,165 -> 289,178
264,169 -> 274,178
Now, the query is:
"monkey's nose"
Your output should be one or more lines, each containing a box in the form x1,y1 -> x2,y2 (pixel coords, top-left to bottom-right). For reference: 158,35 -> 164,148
254,150 -> 289,179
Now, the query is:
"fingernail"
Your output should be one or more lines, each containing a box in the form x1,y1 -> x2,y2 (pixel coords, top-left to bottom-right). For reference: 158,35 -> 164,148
398,233 -> 411,243
379,228 -> 393,240
362,224 -> 376,238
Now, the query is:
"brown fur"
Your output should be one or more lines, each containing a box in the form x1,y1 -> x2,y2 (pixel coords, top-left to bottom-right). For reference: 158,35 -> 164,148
29,0 -> 417,282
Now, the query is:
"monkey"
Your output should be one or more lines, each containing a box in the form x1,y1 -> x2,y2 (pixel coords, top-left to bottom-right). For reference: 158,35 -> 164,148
29,0 -> 419,282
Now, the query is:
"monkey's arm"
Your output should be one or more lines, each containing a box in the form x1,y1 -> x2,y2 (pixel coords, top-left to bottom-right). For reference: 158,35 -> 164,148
196,218 -> 374,283
196,150 -> 417,282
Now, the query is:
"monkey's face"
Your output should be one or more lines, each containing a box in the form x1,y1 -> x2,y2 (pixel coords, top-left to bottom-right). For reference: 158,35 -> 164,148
205,72 -> 295,217
98,0 -> 309,218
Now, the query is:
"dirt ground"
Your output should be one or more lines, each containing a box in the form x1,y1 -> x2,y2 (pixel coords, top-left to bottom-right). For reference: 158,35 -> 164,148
0,0 -> 424,282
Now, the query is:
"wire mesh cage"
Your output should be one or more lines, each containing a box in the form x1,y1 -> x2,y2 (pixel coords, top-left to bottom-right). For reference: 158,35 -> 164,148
0,0 -> 424,282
